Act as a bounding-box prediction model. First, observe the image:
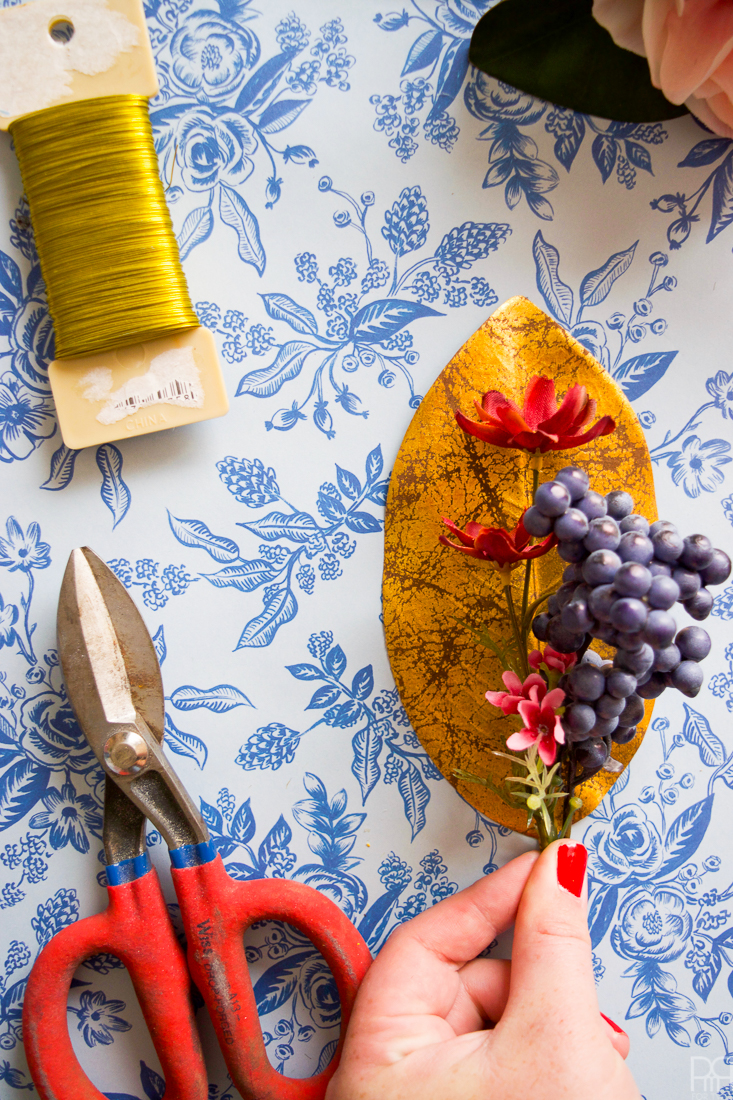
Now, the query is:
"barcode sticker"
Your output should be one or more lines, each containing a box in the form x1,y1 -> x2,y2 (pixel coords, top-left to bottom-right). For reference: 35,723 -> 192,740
80,347 -> 204,425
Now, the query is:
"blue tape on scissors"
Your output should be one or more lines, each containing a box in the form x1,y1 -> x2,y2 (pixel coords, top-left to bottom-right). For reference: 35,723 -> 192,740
169,840 -> 217,869
106,852 -> 152,885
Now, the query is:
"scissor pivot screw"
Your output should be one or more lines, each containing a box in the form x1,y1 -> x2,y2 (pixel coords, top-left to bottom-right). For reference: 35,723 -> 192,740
104,730 -> 148,776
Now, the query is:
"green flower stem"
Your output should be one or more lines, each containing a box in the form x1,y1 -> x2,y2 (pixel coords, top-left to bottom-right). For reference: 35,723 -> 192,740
561,746 -> 578,827
559,804 -> 576,839
520,586 -> 555,635
521,557 -> 533,631
520,457 -> 542,639
503,583 -> 528,679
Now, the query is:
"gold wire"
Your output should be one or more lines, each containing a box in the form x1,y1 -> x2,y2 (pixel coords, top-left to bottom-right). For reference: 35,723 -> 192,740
10,95 -> 199,360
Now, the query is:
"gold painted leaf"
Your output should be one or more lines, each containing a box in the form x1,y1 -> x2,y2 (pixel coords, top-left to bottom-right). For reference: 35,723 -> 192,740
383,297 -> 657,833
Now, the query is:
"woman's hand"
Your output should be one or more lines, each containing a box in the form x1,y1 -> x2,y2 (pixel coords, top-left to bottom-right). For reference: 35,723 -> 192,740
328,841 -> 641,1100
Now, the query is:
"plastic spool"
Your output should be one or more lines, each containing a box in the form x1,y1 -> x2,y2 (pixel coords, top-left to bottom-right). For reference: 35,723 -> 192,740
0,0 -> 228,448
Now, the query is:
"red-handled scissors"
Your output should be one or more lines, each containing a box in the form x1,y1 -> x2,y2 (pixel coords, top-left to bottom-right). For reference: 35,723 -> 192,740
22,547 -> 372,1100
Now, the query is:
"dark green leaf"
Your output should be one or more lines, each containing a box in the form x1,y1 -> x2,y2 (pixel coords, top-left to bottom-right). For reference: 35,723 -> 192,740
469,0 -> 688,123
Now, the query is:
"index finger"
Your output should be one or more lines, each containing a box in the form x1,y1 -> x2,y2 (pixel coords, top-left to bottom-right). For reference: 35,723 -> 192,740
356,850 -> 538,1022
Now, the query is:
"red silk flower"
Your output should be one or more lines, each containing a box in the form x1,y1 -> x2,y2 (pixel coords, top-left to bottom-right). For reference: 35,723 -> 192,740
455,375 -> 616,453
439,514 -> 556,569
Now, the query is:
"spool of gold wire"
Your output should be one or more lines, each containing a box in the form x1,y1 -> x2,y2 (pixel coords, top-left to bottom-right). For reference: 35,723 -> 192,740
10,94 -> 199,360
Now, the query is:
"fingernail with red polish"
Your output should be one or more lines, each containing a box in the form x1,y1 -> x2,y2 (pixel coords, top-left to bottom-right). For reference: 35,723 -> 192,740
556,842 -> 587,898
600,1012 -> 627,1036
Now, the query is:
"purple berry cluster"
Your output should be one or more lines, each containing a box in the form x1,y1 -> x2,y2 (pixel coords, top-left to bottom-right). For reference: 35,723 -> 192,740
526,466 -> 730,779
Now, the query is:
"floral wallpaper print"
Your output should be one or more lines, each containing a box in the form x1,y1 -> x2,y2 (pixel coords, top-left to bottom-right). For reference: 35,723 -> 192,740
197,180 -> 508,437
150,6 -> 356,268
1,0 -> 733,1096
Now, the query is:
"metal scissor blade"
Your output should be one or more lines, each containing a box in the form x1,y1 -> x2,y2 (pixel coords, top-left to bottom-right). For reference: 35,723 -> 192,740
69,549 -> 135,725
58,547 -> 165,748
58,547 -> 208,853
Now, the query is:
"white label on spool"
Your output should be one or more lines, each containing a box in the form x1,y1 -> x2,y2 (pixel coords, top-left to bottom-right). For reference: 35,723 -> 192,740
80,348 -> 204,424
0,0 -> 139,119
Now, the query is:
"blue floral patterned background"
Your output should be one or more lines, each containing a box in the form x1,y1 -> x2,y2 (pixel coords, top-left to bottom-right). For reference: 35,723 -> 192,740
2,1 -> 733,1097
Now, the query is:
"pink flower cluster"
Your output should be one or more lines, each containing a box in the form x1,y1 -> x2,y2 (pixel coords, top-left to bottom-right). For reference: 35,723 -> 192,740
486,667 -> 566,766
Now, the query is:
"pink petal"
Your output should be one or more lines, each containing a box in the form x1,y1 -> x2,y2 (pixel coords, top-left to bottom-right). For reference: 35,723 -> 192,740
553,714 -> 565,745
526,683 -> 544,707
486,691 -> 519,715
486,690 -> 508,706
538,704 -> 558,728
545,687 -> 566,711
537,733 -> 557,766
506,730 -> 537,751
522,673 -> 547,697
517,699 -> 540,726
502,670 -> 523,695
528,649 -> 542,670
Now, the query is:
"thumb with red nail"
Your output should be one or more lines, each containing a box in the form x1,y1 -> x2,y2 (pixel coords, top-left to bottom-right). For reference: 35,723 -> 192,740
327,841 -> 641,1100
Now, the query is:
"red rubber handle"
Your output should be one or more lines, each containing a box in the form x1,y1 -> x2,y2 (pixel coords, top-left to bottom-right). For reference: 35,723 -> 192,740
171,855 -> 372,1100
22,867 -> 208,1100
